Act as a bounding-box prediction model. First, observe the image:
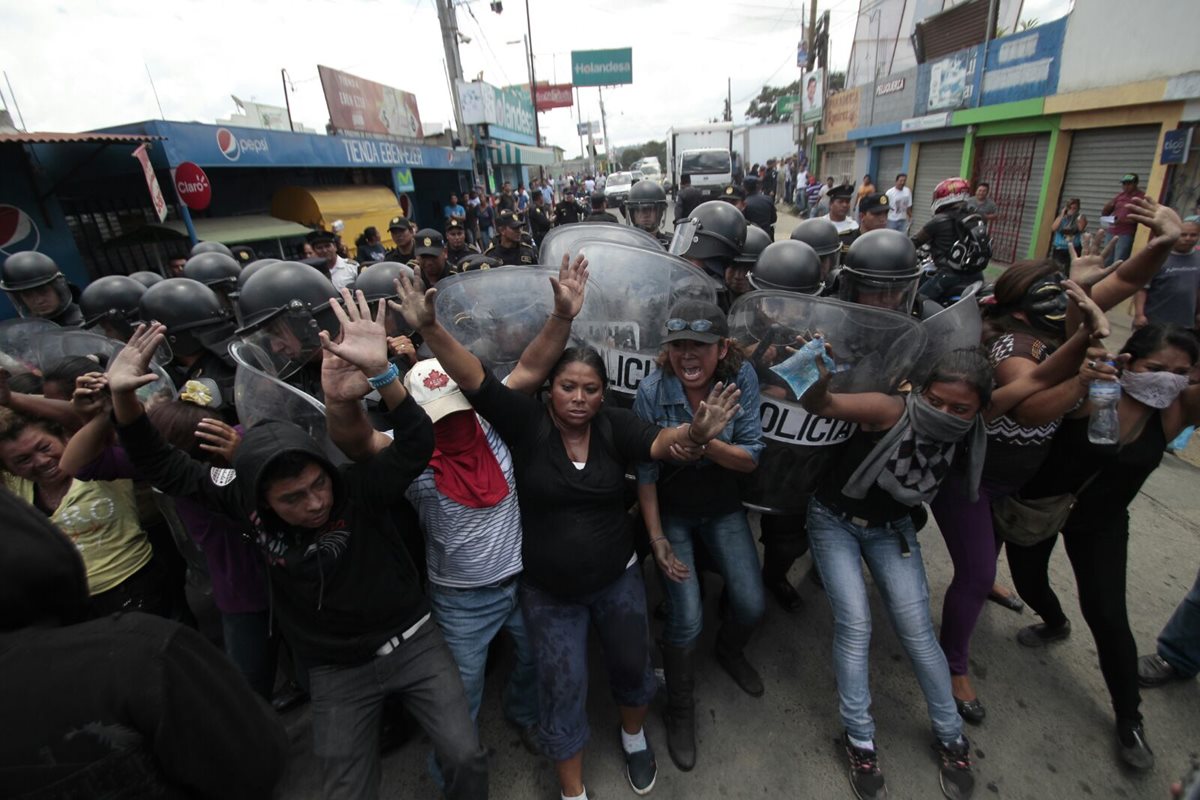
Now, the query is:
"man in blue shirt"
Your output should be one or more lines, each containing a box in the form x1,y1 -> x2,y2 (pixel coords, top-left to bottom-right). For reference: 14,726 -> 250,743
443,194 -> 466,222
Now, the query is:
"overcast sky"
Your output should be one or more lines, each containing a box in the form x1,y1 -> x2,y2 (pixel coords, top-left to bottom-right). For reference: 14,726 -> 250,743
2,0 -> 1070,158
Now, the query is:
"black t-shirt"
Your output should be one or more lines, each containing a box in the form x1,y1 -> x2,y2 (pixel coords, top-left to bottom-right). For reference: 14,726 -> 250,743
465,372 -> 659,597
816,426 -> 911,524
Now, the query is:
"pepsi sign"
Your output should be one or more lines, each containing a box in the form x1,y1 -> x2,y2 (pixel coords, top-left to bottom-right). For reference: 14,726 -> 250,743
216,127 -> 269,162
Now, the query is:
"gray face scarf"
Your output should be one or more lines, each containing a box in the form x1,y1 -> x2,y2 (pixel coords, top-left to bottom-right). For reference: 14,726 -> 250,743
843,392 -> 988,506
1120,370 -> 1190,409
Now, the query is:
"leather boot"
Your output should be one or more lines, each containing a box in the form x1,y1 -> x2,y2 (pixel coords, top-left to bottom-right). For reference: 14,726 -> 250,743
661,643 -> 697,771
715,622 -> 764,697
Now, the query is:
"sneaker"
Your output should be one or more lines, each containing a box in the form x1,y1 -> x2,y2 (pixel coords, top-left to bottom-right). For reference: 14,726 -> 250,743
621,728 -> 657,795
1137,654 -> 1183,688
764,572 -> 804,612
932,737 -> 975,799
1116,719 -> 1155,771
842,733 -> 887,799
1016,621 -> 1071,648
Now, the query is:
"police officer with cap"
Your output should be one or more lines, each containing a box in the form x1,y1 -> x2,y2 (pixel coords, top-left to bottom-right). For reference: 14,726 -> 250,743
80,274 -> 147,341
528,193 -> 554,244
456,253 -> 504,272
554,188 -> 582,226
0,252 -> 83,326
443,217 -> 480,270
384,216 -> 417,263
140,277 -> 238,406
625,179 -> 672,247
309,229 -> 358,290
585,191 -> 620,224
719,184 -> 747,213
413,229 -> 455,286
817,183 -> 859,257
857,191 -> 892,234
484,210 -> 537,266
742,175 -> 778,239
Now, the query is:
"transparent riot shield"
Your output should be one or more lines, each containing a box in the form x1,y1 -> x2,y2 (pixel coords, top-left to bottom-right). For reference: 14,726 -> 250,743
537,222 -> 664,267
911,284 -> 983,387
29,328 -> 177,408
434,267 -> 600,381
544,241 -> 719,404
232,341 -> 347,466
728,291 -> 927,513
0,318 -> 59,374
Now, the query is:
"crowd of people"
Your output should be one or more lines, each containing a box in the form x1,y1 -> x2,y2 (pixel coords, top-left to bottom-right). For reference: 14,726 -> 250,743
0,160 -> 1198,800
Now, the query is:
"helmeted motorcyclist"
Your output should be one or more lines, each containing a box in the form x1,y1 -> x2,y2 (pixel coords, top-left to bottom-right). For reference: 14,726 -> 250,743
0,252 -> 83,327
913,177 -> 991,304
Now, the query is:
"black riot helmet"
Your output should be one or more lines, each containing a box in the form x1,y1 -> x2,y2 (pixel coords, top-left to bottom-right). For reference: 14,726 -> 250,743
139,278 -> 233,358
1,251 -> 73,319
734,225 -> 773,267
80,275 -> 146,338
129,271 -> 165,288
356,261 -> 416,336
749,240 -> 823,294
840,229 -> 922,313
234,261 -> 341,379
625,179 -> 668,233
680,201 -> 747,262
237,259 -> 281,292
189,240 -> 235,259
790,218 -> 841,257
183,252 -> 241,292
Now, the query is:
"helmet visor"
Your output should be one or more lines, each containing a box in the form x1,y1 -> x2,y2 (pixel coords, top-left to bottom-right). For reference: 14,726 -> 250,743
238,303 -> 323,379
629,203 -> 664,232
8,277 -> 71,320
838,271 -> 919,314
669,220 -> 700,257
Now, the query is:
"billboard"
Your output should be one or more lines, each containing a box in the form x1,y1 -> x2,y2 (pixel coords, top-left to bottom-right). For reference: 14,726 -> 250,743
318,65 -> 423,139
454,80 -> 537,144
571,49 -> 633,87
823,87 -> 862,138
801,68 -> 824,123
535,83 -> 574,111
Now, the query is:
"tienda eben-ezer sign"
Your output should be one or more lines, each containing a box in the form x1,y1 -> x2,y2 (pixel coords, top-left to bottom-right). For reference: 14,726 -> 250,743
571,49 -> 633,87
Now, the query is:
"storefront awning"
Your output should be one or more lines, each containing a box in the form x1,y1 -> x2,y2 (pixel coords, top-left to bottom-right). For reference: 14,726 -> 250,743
486,141 -> 556,166
272,186 -> 405,252
144,214 -> 313,243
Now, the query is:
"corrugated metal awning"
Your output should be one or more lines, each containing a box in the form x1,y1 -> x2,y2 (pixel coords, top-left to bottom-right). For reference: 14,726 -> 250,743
0,131 -> 162,145
486,141 -> 556,166
130,214 -> 313,244
272,185 -> 405,246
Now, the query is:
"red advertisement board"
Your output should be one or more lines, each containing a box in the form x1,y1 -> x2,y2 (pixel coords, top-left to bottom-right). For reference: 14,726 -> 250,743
174,162 -> 212,211
534,83 -> 574,111
318,65 -> 423,139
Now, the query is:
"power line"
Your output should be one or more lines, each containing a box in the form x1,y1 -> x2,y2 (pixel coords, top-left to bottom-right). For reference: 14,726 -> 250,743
462,2 -> 513,86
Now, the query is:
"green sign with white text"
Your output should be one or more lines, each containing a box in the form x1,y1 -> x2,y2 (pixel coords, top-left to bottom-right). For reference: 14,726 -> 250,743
775,95 -> 800,117
571,49 -> 633,87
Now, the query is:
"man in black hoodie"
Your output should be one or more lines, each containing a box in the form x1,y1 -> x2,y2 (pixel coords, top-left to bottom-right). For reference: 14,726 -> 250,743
107,293 -> 487,800
0,485 -> 288,799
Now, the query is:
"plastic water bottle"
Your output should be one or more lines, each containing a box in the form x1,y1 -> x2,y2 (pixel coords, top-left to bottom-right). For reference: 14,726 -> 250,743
1088,366 -> 1120,445
770,335 -> 835,398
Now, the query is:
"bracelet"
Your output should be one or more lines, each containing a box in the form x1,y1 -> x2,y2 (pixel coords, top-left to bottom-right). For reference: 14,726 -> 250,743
366,362 -> 400,390
550,311 -> 573,323
685,425 -> 705,446
649,536 -> 667,546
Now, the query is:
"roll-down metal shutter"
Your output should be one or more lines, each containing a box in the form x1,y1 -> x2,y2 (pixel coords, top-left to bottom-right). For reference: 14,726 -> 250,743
821,146 -> 857,186
876,145 -> 905,187
1058,126 -> 1161,226
911,139 -> 966,232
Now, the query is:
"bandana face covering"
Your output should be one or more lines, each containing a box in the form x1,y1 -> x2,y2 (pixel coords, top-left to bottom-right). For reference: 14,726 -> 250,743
430,412 -> 510,508
1120,370 -> 1190,409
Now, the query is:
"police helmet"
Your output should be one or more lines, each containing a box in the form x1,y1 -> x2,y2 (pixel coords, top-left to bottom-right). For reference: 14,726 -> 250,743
626,180 -> 668,232
355,261 -> 414,303
789,219 -> 841,257
189,240 -> 235,259
681,201 -> 748,262
139,278 -> 232,357
734,225 -> 773,267
129,271 -> 165,288
237,259 -> 281,291
183,252 -> 241,291
80,275 -> 146,336
1,251 -> 73,319
839,229 -> 922,312
749,240 -> 823,294
235,261 -> 341,337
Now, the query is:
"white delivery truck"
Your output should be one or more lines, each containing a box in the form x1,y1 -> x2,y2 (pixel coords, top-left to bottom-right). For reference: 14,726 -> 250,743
665,122 -> 734,198
734,122 -> 797,171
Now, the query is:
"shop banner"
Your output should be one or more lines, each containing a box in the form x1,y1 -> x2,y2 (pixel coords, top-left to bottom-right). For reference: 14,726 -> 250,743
571,49 -> 633,87
318,65 -> 423,139
535,83 -> 574,111
455,80 -> 537,143
132,143 -> 168,221
823,87 -> 861,137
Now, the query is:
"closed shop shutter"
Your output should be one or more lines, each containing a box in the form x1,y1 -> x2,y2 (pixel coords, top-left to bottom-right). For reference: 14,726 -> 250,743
876,145 -> 905,187
911,139 -> 966,233
973,133 -> 1051,263
821,145 -> 856,186
1058,126 -> 1160,226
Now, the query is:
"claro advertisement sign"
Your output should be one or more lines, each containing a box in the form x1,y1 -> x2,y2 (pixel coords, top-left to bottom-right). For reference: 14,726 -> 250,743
318,65 -> 423,139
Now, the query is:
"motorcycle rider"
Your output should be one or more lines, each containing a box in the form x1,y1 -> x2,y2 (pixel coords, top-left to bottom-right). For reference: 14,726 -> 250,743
0,252 -> 84,327
913,177 -> 991,305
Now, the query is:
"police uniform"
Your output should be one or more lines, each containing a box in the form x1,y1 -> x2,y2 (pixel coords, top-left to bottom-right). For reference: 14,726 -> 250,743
554,195 -> 582,226
484,210 -> 538,265
529,202 -> 553,242
414,229 -> 455,284
818,184 -> 859,259
719,184 -> 746,208
384,215 -> 416,263
443,217 -> 480,269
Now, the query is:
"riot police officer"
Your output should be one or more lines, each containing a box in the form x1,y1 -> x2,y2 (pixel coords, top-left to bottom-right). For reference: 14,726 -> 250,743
129,271 -> 165,288
748,240 -> 823,295
414,229 -> 455,286
444,217 -> 480,269
528,193 -> 554,244
554,188 -> 582,226
384,216 -> 417,263
625,179 -> 671,247
190,240 -> 235,259
841,229 -> 938,319
677,200 -> 748,310
183,251 -> 241,313
354,260 -> 419,372
139,277 -> 237,405
790,218 -> 843,291
726,224 -> 772,299
80,274 -> 146,341
742,175 -> 778,239
0,252 -> 83,326
484,210 -> 537,265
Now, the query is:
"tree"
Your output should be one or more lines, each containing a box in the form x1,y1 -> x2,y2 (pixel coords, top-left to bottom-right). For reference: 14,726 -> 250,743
618,140 -> 667,170
744,80 -> 801,124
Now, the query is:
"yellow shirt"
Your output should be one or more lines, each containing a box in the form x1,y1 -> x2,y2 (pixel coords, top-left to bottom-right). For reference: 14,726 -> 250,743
5,475 -> 152,595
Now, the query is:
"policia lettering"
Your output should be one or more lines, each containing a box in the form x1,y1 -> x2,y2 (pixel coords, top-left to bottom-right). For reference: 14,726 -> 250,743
759,397 -> 855,445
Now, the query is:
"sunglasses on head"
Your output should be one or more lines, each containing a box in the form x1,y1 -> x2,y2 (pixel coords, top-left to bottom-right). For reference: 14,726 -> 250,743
666,318 -> 715,333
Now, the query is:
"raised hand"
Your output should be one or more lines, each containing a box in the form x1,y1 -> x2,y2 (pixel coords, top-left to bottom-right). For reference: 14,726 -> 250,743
1127,196 -> 1183,246
1078,345 -> 1125,386
71,372 -> 110,419
689,382 -> 741,443
321,350 -> 371,403
1061,279 -> 1110,340
549,253 -> 589,320
195,418 -> 242,463
319,288 -> 389,376
391,274 -> 437,332
388,335 -> 418,365
1068,232 -> 1117,288
108,323 -> 166,395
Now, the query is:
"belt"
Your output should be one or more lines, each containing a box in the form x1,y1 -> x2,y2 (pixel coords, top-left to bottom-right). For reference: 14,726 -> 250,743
813,497 -> 914,557
375,612 -> 432,658
479,573 -> 518,591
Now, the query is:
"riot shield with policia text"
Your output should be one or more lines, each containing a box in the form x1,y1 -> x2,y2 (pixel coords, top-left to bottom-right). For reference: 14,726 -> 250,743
537,222 -> 664,268
728,291 -> 926,514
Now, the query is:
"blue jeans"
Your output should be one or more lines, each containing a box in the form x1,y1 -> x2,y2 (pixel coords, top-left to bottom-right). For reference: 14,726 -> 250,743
807,498 -> 962,745
1107,232 -> 1134,265
429,578 -> 539,727
660,509 -> 765,647
1158,568 -> 1200,678
886,218 -> 909,233
221,610 -> 278,700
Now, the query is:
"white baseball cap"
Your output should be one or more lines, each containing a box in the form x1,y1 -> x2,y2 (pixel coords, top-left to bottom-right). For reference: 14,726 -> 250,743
403,358 -> 472,423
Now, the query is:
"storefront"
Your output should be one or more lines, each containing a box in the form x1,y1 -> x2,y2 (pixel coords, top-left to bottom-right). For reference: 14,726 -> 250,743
910,136 -> 967,232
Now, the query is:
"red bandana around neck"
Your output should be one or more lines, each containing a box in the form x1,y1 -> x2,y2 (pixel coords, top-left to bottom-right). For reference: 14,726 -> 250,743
430,411 -> 510,508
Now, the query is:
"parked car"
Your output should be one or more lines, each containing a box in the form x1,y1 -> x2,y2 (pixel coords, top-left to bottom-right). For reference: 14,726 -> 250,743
604,171 -> 635,210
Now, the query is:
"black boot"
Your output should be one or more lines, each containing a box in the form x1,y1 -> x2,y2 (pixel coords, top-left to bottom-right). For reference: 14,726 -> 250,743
715,622 -> 764,697
661,644 -> 697,771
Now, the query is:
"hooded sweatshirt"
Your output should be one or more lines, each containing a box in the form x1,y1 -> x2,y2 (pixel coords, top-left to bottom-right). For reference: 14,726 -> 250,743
116,393 -> 435,666
0,485 -> 286,799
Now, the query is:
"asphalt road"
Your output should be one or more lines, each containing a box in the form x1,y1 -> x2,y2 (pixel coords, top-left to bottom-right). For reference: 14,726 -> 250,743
276,201 -> 1199,799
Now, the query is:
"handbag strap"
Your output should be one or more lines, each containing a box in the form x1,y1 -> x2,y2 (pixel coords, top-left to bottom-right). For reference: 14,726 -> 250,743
1072,410 -> 1152,499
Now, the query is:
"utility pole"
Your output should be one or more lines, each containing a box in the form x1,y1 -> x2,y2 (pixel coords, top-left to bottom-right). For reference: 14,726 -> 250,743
435,0 -> 468,146
524,0 -> 542,150
281,69 -> 295,132
598,87 -> 610,174
725,77 -> 732,123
